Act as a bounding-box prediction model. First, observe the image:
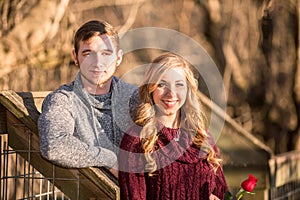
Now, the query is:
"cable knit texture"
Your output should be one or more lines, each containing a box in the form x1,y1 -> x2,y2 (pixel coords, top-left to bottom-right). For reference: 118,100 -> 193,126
119,125 -> 228,200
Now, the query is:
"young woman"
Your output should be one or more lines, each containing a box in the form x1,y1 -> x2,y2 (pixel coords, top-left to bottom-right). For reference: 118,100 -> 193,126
118,53 -> 228,200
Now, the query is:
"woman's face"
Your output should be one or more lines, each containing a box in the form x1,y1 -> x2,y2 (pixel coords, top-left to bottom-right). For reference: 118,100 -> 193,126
152,68 -> 188,117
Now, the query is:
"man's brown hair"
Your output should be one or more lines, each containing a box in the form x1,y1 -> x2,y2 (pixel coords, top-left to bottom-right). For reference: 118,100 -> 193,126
73,20 -> 120,55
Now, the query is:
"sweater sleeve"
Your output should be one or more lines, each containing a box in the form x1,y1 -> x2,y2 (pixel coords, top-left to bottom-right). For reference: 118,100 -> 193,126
38,91 -> 116,168
119,129 -> 147,200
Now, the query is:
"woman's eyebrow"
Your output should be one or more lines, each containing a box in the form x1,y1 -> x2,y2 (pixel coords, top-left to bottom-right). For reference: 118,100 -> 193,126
159,79 -> 167,82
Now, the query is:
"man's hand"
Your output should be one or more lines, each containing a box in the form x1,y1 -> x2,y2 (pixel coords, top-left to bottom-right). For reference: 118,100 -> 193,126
109,162 -> 119,178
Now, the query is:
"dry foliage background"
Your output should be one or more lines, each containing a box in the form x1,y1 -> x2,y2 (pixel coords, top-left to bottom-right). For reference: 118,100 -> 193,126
0,0 -> 299,154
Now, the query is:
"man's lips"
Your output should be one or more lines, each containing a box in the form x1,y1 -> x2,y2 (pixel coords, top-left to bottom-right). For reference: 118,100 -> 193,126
90,70 -> 105,75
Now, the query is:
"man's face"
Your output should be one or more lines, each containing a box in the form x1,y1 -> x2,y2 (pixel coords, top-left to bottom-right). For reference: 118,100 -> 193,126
73,34 -> 122,90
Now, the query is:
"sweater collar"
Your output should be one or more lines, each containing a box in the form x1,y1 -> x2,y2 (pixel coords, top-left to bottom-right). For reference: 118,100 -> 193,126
73,71 -> 118,108
152,125 -> 210,164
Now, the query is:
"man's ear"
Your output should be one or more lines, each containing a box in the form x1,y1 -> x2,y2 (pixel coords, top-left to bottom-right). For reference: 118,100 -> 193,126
116,49 -> 123,66
72,49 -> 79,66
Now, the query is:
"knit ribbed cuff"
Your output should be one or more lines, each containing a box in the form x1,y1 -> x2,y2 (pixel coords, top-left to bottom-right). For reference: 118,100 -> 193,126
97,148 -> 117,168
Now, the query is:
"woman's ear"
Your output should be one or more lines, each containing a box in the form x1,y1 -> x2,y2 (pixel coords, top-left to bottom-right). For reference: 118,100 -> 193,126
72,49 -> 79,66
116,49 -> 123,66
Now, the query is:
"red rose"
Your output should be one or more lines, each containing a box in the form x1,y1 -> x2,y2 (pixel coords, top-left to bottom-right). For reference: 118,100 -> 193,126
224,174 -> 258,200
241,174 -> 258,192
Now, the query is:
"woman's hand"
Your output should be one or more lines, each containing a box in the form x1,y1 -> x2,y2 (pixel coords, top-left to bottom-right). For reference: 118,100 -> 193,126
209,194 -> 220,200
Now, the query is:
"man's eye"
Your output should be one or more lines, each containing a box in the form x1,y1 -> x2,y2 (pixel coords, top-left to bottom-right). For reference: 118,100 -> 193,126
102,52 -> 112,56
83,52 -> 91,56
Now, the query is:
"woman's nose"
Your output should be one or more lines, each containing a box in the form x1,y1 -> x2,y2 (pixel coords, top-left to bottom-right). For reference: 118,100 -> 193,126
165,86 -> 176,97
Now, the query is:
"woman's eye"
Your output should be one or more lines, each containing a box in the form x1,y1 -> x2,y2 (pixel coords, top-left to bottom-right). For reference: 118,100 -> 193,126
176,83 -> 185,87
157,83 -> 167,88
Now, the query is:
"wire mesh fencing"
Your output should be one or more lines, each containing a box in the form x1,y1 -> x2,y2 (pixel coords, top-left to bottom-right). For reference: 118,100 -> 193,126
0,132 -> 74,200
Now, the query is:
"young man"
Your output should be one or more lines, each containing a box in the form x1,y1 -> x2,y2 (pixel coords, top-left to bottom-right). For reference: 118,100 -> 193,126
38,20 -> 139,176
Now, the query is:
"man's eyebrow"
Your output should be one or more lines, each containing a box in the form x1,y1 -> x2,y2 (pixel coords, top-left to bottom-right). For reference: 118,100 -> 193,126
159,79 -> 185,82
103,49 -> 114,53
81,49 -> 114,54
82,49 -> 92,54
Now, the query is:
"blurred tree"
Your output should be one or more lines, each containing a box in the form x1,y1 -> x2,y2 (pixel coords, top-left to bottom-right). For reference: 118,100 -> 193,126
0,0 -> 299,153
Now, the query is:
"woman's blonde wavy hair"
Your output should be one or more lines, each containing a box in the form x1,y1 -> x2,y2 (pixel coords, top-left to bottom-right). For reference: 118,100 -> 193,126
136,53 -> 221,176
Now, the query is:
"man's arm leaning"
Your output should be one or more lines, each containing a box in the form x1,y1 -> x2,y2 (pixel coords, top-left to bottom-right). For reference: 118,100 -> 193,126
38,92 -> 117,168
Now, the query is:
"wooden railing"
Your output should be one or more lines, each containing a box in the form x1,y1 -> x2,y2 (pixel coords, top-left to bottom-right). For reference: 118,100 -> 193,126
1,89 -> 278,199
0,90 -> 120,200
269,150 -> 300,199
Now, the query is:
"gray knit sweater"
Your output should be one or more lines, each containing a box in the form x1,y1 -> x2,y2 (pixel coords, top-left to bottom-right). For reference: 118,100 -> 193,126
38,72 -> 139,168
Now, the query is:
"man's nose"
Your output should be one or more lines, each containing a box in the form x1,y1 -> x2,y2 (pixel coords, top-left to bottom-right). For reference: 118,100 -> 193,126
96,53 -> 106,69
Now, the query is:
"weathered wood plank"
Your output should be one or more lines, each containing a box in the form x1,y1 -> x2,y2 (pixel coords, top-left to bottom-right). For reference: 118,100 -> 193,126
0,90 -> 38,133
269,150 -> 300,187
17,91 -> 50,112
80,167 -> 119,200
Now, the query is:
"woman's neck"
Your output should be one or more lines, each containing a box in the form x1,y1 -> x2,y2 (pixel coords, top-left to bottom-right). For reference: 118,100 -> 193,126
157,112 -> 180,128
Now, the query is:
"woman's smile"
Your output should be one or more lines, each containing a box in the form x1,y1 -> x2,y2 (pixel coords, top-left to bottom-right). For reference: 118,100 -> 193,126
161,99 -> 179,108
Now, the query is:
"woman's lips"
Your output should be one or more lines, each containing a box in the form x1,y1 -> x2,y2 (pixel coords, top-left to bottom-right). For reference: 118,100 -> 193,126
162,100 -> 178,108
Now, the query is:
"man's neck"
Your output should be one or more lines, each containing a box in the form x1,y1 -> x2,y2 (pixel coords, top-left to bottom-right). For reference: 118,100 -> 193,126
84,78 -> 113,95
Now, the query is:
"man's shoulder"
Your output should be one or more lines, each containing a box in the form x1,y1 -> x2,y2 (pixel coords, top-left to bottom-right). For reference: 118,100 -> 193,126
112,76 -> 138,90
43,82 -> 75,104
112,76 -> 138,98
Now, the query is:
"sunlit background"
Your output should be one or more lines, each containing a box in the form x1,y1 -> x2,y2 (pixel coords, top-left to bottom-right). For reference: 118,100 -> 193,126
1,0 -> 300,199
1,0 -> 299,153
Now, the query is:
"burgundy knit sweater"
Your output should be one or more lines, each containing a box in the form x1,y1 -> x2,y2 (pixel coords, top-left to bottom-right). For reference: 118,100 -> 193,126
118,125 -> 228,200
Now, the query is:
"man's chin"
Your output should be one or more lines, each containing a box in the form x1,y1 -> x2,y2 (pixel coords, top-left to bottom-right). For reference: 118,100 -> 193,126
97,79 -> 108,86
